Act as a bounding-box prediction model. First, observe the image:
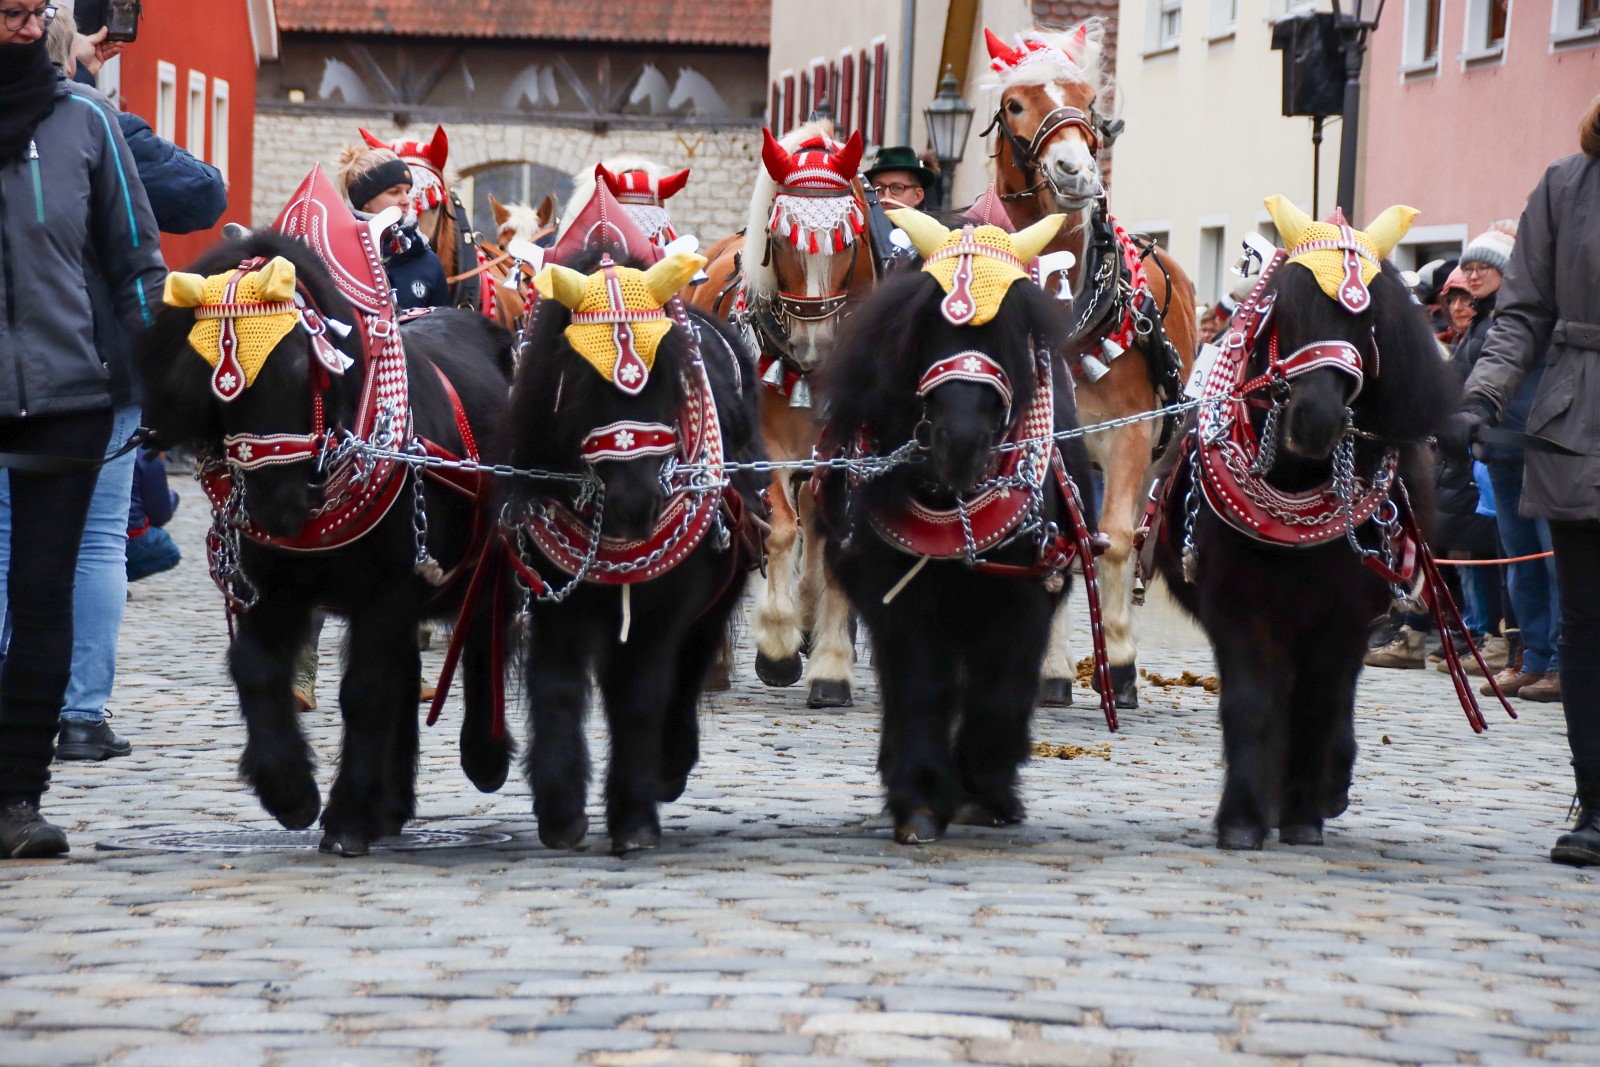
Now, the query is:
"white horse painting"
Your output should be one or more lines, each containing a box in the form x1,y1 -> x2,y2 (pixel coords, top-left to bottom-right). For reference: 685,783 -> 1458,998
318,58 -> 373,106
668,67 -> 730,117
503,65 -> 560,110
628,64 -> 672,114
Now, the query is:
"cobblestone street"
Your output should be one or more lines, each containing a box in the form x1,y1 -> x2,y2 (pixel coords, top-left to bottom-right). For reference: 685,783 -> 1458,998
0,500 -> 1594,1067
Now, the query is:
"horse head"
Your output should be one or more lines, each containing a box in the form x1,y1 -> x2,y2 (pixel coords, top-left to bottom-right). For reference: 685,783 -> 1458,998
595,159 -> 691,246
1253,196 -> 1422,469
742,123 -> 869,373
519,249 -> 706,539
143,234 -> 364,537
825,209 -> 1064,496
985,21 -> 1115,219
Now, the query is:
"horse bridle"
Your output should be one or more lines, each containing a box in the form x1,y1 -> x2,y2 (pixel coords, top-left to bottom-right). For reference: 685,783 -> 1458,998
752,204 -> 864,364
984,102 -> 1123,203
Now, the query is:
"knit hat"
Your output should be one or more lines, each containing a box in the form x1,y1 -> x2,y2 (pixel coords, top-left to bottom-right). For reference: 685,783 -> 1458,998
1460,224 -> 1515,273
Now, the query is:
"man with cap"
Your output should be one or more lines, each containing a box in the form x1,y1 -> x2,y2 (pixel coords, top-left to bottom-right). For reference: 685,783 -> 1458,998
864,146 -> 939,211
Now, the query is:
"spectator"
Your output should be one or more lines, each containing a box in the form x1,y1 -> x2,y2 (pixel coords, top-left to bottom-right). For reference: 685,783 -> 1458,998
336,142 -> 448,311
864,146 -> 938,211
124,447 -> 180,582
1443,95 -> 1600,866
0,2 -> 164,858
1438,267 -> 1475,345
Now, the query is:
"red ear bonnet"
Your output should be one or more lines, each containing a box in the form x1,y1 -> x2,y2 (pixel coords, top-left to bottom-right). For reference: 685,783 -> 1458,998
658,168 -> 691,200
760,128 -> 792,183
358,127 -> 386,149
425,125 -> 448,169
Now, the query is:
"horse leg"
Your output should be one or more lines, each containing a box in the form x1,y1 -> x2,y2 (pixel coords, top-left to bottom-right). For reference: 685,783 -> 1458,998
1038,606 -> 1075,707
658,600 -> 740,803
525,613 -> 593,850
1093,422 -> 1149,710
1280,640 -> 1364,845
323,590 -> 422,856
752,473 -> 803,687
459,591 -> 514,793
597,644 -> 678,854
231,592 -> 321,829
800,490 -> 854,708
874,619 -> 962,844
954,597 -> 1052,825
1213,634 -> 1293,850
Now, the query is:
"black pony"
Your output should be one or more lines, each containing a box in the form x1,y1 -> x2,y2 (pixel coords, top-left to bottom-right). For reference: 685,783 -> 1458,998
138,231 -> 514,856
503,247 -> 765,855
814,217 -> 1100,845
1151,206 -> 1458,850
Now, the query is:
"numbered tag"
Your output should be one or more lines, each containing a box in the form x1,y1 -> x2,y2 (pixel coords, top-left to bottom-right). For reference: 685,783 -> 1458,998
1184,343 -> 1221,400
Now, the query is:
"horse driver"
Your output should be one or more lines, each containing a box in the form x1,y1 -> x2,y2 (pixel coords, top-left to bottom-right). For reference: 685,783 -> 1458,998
335,142 -> 449,312
864,146 -> 939,211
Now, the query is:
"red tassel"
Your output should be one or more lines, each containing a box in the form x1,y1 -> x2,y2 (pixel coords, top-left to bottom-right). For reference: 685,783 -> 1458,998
790,222 -> 801,246
834,230 -> 846,253
851,213 -> 864,235
809,231 -> 820,255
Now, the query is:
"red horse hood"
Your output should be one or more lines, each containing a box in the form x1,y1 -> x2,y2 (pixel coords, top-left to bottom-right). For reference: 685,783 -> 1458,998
273,164 -> 395,321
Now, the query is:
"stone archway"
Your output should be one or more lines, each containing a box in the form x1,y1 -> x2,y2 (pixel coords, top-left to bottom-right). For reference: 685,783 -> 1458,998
458,160 -> 575,237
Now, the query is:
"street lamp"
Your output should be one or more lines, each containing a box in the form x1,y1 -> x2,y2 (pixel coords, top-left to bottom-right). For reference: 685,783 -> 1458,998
1331,0 -> 1387,217
923,66 -> 976,209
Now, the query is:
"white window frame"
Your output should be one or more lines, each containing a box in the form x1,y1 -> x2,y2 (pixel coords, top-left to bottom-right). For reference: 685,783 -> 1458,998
1148,0 -> 1183,52
155,61 -> 177,142
1207,0 -> 1239,41
211,78 -> 230,183
186,70 -> 207,157
1461,0 -> 1510,63
1551,0 -> 1600,46
1197,217 -> 1228,305
1400,0 -> 1444,72
1268,0 -> 1318,21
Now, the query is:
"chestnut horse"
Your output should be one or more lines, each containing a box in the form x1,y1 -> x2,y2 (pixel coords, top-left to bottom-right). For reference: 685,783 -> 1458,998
985,21 -> 1198,709
687,122 -> 878,708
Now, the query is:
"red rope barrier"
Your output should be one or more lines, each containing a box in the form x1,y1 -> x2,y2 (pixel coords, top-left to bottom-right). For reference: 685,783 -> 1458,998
1435,551 -> 1554,566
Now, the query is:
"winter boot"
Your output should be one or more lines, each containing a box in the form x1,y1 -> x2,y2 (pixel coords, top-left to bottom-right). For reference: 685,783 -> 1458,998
1552,766 -> 1600,868
1364,626 -> 1425,669
0,797 -> 69,859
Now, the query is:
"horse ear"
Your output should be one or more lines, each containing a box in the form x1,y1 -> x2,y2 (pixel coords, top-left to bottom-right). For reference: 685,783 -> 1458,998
533,264 -> 589,308
595,162 -> 620,192
427,126 -> 449,167
1363,205 -> 1420,260
358,127 -> 387,150
537,194 -> 557,227
642,251 -> 707,304
836,129 -> 865,178
984,27 -> 1020,68
658,168 -> 691,199
255,257 -> 298,303
163,272 -> 207,308
1013,214 -> 1067,262
490,194 -> 511,226
1264,195 -> 1313,250
886,208 -> 949,258
760,128 -> 791,181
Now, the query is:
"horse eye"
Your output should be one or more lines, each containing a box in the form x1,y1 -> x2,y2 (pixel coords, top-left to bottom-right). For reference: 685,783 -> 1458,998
1006,99 -> 1024,115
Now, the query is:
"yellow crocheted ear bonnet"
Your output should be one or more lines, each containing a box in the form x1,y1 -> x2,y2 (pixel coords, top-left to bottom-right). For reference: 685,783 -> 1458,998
1264,195 -> 1417,313
534,251 -> 705,394
887,209 -> 1064,326
164,257 -> 300,400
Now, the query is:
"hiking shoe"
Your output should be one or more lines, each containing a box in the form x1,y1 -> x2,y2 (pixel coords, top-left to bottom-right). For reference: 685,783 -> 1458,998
1364,626 -> 1425,669
0,798 -> 69,859
1520,672 -> 1563,703
1440,634 -> 1507,676
1368,616 -> 1403,650
1482,668 -> 1541,697
55,715 -> 132,761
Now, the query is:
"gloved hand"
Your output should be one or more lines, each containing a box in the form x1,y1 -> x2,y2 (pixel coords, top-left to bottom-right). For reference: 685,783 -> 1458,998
1436,401 -> 1492,463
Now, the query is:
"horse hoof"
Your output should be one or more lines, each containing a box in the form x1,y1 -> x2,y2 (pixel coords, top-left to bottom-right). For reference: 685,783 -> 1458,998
755,651 -> 803,688
539,814 -> 589,851
612,828 -> 661,855
1322,789 -> 1351,820
1280,821 -> 1325,846
1038,678 -> 1073,707
701,663 -> 732,692
806,679 -> 853,708
262,781 -> 321,831
656,774 -> 689,803
953,800 -> 1024,827
894,809 -> 944,845
461,737 -> 513,794
318,830 -> 371,857
1111,664 -> 1139,710
1217,823 -> 1266,851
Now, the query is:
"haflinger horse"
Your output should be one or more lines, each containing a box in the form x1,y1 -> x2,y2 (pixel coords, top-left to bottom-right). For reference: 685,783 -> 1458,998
688,122 -> 878,708
559,157 -> 692,248
815,208 -> 1115,845
360,125 -> 492,314
498,183 -> 766,855
1146,196 -> 1515,851
136,166 -> 514,856
984,20 -> 1198,710
489,192 -> 561,250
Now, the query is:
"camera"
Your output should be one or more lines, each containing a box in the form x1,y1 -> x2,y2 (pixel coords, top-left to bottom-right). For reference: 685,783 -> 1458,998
75,0 -> 142,43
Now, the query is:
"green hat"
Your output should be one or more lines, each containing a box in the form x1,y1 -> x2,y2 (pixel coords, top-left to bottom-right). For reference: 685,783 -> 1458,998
864,146 -> 938,189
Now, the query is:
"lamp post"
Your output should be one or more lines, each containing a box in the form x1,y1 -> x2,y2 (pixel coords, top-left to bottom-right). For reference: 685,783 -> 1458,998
923,66 -> 976,209
1332,0 -> 1387,218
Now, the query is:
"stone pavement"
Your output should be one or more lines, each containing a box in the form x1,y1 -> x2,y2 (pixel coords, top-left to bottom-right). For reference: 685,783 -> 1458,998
1,501 -> 1595,1067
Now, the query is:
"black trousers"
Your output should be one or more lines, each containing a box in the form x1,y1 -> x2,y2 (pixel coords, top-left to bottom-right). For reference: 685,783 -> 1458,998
1549,519 -> 1600,776
0,408 -> 114,800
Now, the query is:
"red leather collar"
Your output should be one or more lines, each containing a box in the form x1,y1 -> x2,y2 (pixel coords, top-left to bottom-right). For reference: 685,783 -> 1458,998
918,351 -> 1014,411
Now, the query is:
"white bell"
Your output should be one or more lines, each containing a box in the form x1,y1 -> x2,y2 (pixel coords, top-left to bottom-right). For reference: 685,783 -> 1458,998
761,360 -> 788,388
789,379 -> 813,409
1080,354 -> 1111,382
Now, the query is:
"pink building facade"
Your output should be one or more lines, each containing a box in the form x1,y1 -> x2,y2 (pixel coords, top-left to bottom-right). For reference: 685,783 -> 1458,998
1363,0 -> 1599,267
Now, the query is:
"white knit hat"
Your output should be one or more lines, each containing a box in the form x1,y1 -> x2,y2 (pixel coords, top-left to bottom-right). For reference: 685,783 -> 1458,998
1460,223 -> 1516,273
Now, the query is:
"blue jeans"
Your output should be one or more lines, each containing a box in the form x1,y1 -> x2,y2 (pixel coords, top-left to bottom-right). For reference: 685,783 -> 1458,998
0,403 -> 140,724
1487,462 -> 1560,674
1460,565 -> 1498,638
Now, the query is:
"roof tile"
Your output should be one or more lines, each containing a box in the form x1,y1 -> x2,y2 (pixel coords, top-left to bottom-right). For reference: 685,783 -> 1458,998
277,0 -> 770,47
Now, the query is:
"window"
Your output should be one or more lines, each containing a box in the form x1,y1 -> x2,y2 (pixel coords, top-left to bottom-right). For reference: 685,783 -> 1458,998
1258,220 -> 1280,248
1487,0 -> 1509,44
186,70 -> 207,157
837,52 -> 855,137
857,49 -> 871,138
1463,0 -> 1510,55
1552,0 -> 1600,40
1402,0 -> 1443,67
1159,0 -> 1183,47
467,162 -> 574,237
810,58 -> 830,121
870,37 -> 888,147
798,71 -> 811,123
1207,0 -> 1238,39
1198,223 -> 1226,305
1588,0 -> 1600,26
156,61 -> 177,142
782,72 -> 795,133
211,78 -> 229,183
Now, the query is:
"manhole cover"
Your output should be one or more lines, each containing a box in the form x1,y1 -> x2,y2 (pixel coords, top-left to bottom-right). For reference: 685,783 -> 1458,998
96,827 -> 512,853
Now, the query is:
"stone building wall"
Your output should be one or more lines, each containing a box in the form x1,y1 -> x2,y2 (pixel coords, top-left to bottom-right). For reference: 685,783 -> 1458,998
253,107 -> 764,242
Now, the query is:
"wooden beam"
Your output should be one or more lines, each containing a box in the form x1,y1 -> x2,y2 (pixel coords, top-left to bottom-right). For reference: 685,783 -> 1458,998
938,0 -> 980,91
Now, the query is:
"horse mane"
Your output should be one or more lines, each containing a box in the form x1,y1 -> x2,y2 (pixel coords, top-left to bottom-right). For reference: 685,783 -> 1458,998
818,268 -> 1064,463
983,17 -> 1114,105
135,232 -> 366,450
556,155 -> 669,244
739,119 -> 843,303
1267,260 -> 1459,444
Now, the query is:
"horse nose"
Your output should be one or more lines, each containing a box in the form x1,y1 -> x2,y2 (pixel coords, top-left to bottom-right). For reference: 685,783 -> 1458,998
1056,159 -> 1084,177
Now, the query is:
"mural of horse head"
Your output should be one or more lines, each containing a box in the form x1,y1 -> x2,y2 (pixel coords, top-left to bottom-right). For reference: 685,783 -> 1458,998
668,67 -> 730,117
318,58 -> 373,106
628,63 -> 672,114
